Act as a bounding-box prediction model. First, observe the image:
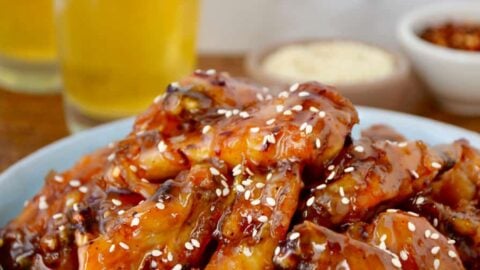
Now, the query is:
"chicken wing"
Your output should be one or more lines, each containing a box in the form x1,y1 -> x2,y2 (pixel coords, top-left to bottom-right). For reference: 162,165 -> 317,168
275,212 -> 464,270
300,137 -> 445,228
206,163 -> 302,270
80,163 -> 233,269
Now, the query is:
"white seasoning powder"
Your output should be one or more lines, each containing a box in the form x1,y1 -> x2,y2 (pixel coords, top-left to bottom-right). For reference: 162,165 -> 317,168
262,41 -> 395,85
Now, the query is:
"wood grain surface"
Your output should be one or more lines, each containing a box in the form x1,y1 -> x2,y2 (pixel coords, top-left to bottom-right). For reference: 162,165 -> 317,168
0,55 -> 479,172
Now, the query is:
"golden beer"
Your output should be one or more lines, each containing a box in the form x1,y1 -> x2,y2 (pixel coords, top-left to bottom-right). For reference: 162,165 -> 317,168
55,0 -> 199,130
0,0 -> 59,91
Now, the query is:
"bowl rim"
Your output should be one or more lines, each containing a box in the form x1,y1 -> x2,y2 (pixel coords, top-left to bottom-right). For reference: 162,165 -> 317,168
245,38 -> 411,91
397,1 -> 480,62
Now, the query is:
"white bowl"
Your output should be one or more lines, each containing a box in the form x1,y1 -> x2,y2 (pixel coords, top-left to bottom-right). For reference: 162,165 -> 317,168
397,1 -> 480,115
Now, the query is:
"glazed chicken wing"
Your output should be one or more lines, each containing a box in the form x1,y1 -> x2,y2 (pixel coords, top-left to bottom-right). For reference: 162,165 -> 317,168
300,137 -> 445,228
275,212 -> 464,270
404,140 -> 480,269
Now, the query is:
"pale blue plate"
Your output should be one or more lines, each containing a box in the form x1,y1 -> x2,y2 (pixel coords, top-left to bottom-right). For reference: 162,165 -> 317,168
1,107 -> 479,226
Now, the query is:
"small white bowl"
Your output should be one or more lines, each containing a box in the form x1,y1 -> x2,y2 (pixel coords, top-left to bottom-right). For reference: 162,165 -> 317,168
397,1 -> 480,115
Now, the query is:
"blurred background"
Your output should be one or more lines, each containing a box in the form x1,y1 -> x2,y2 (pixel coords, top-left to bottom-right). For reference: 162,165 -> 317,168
0,0 -> 479,171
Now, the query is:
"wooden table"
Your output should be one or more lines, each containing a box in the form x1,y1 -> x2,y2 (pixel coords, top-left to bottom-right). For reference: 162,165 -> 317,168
0,55 -> 479,172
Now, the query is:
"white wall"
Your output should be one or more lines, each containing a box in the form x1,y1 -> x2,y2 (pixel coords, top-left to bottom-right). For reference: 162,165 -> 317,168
198,0 -> 462,54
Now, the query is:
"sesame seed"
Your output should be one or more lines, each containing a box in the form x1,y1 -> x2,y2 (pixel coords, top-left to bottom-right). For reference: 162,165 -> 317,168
283,109 -> 292,115
239,111 -> 250,118
448,250 -> 457,258
306,196 -> 315,206
433,259 -> 440,270
243,247 -> 252,256
79,186 -> 88,193
107,153 -> 116,162
416,197 -> 425,204
326,171 -> 336,181
391,257 -> 402,268
247,215 -> 253,223
380,234 -> 387,242
298,91 -> 310,97
398,142 -> 408,147
256,183 -> 265,188
250,127 -> 260,133
266,197 -> 276,206
316,184 -> 327,190
206,69 -> 216,75
119,242 -> 129,250
318,111 -> 326,118
289,83 -> 299,92
354,145 -> 364,153
327,165 -> 335,171
244,190 -> 251,200
266,118 -> 276,125
210,167 -> 220,175
278,91 -> 289,98
315,138 -> 321,149
258,215 -> 268,222
410,170 -> 419,179
191,239 -> 201,248
54,175 -> 64,183
276,105 -> 284,113
151,261 -> 158,268
305,124 -> 313,135
157,140 -> 167,153
242,179 -> 253,186
39,196 -> 49,210
431,246 -> 440,255
274,246 -> 281,256
185,242 -> 194,250
131,217 -> 140,227
407,211 -> 419,217
69,179 -> 81,187
447,239 -> 456,245
339,187 -> 345,197
118,210 -> 125,215
433,218 -> 438,227
202,125 -> 211,134
109,244 -> 116,253
236,185 -> 245,193
112,199 -> 122,206
167,252 -> 173,261
58,225 -> 66,231
431,162 -> 442,169
266,173 -> 273,180
233,109 -> 240,115
251,199 -> 261,206
387,209 -> 399,213
400,250 -> 409,261
289,232 -> 300,240
425,230 -> 432,238
151,249 -> 162,257
52,213 -> 63,219
344,167 -> 355,173
431,233 -> 439,239
341,197 -> 350,205
408,222 -> 416,232
172,264 -> 182,270
222,188 -> 230,196
292,105 -> 303,111
156,202 -> 165,210
256,93 -> 264,101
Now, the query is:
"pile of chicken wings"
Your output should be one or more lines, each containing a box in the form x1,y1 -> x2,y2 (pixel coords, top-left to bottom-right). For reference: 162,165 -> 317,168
1,71 -> 479,269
